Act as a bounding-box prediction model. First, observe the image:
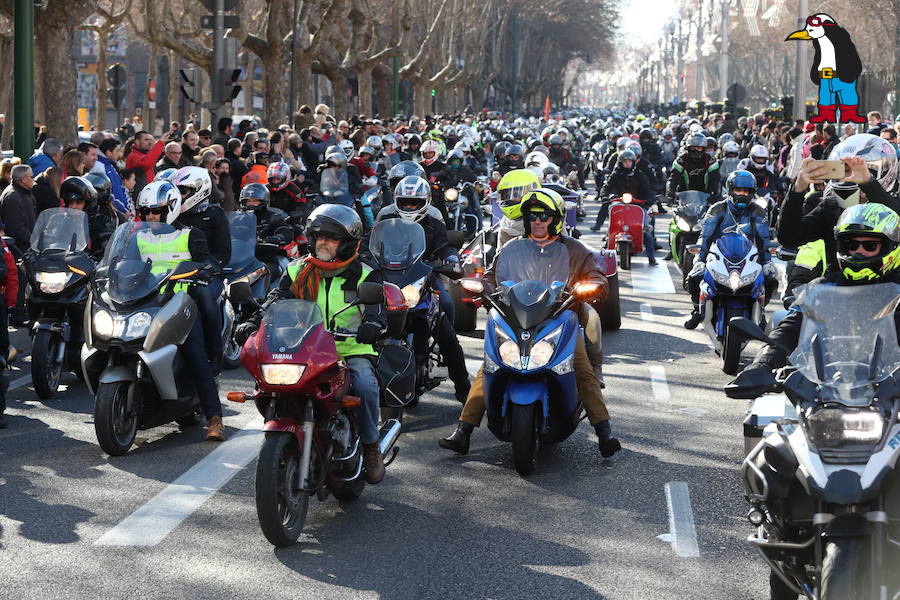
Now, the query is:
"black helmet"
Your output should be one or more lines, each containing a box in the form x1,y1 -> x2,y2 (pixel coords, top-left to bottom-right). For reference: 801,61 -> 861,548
684,132 -> 708,160
60,176 -> 98,213
506,143 -> 524,158
494,141 -> 511,160
616,149 -> 637,172
306,204 -> 363,261
84,171 -> 112,205
239,183 -> 270,213
388,160 -> 426,191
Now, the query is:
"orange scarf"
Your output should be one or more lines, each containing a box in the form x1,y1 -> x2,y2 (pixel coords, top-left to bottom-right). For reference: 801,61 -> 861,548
290,252 -> 358,300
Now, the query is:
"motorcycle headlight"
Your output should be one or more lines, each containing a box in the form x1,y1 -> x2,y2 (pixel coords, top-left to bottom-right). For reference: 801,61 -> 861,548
728,270 -> 742,291
527,341 -> 554,370
124,312 -> 152,339
93,309 -> 118,338
807,408 -> 885,447
675,216 -> 691,232
740,269 -> 759,287
401,277 -> 426,308
36,271 -> 70,294
499,341 -> 521,369
445,188 -> 459,201
261,364 -> 306,385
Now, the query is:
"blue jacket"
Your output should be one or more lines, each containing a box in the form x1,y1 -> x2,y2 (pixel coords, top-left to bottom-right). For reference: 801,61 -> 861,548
698,199 -> 770,263
27,152 -> 56,176
97,154 -> 128,213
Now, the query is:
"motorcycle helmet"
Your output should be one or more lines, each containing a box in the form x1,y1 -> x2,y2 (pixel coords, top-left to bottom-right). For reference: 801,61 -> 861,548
324,150 -> 348,169
137,180 -> 181,223
366,135 -> 383,154
615,137 -> 630,153
717,133 -> 736,148
506,143 -> 524,164
170,166 -> 212,215
607,127 -> 622,142
393,175 -> 431,223
748,145 -> 769,169
154,168 -> 177,182
84,171 -> 112,206
725,169 -> 757,212
388,160 -> 426,191
639,128 -> 654,143
662,127 -> 674,140
520,188 -> 566,238
625,141 -> 643,160
616,149 -> 637,173
239,182 -> 270,213
828,134 -> 899,203
447,149 -> 465,171
834,203 -> 900,283
548,134 -> 563,149
685,133 -> 707,160
267,161 -> 291,191
543,162 -> 562,184
722,141 -> 741,158
306,203 -> 363,262
493,140 -> 511,162
420,139 -> 441,165
60,176 -> 98,213
406,133 -> 422,151
338,139 -> 355,160
497,169 -> 541,220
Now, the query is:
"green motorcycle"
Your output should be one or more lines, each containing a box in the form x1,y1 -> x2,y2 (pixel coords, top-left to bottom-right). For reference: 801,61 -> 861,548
667,191 -> 710,289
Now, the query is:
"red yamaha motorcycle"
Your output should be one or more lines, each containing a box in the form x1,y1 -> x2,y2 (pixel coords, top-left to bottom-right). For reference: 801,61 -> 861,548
227,281 -> 408,547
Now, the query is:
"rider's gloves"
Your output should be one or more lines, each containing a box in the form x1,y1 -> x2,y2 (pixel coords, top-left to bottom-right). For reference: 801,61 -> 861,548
356,321 -> 382,345
234,322 -> 258,346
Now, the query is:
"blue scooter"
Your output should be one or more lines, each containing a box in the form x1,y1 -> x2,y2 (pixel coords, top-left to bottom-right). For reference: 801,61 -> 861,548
460,239 -> 604,475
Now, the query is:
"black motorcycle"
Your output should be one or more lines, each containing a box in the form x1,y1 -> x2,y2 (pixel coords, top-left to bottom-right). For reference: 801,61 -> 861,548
24,208 -> 95,398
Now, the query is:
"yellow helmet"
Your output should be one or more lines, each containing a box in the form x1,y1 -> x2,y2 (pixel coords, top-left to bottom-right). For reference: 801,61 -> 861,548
835,203 -> 900,283
521,188 -> 567,237
497,169 -> 540,220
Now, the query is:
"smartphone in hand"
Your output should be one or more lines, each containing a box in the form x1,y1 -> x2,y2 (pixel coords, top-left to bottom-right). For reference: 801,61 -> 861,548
807,159 -> 846,181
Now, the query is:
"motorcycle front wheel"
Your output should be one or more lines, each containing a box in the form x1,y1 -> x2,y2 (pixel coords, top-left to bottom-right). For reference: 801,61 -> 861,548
511,403 -> 538,476
721,308 -> 744,375
222,330 -> 243,370
32,329 -> 63,399
94,381 -> 137,456
255,432 -> 310,547
820,538 -> 867,600
616,241 -> 632,270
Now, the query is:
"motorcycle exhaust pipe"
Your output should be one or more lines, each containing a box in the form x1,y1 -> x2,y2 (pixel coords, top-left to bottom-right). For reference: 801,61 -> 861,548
378,418 -> 402,457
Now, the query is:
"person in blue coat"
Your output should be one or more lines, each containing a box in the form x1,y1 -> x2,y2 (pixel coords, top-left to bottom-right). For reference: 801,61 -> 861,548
96,138 -> 130,216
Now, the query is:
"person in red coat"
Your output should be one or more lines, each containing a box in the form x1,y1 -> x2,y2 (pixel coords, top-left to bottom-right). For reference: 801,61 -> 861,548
0,236 -> 18,428
125,131 -> 172,193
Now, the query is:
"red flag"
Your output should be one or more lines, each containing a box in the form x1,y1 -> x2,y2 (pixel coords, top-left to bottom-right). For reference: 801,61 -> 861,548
543,96 -> 551,121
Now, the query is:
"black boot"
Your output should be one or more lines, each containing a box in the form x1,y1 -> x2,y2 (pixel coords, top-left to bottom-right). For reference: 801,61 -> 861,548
684,310 -> 702,330
662,251 -> 673,261
594,420 -> 621,458
438,422 -> 474,454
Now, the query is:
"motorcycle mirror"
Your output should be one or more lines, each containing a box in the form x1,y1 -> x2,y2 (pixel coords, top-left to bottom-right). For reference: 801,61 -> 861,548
229,281 -> 254,305
686,244 -> 701,255
357,281 -> 385,305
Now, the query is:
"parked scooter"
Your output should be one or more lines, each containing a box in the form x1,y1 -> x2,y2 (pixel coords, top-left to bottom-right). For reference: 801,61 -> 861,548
23,208 -> 95,398
725,283 -> 900,600
227,281 -> 405,547
81,222 -> 210,455
459,239 -> 604,475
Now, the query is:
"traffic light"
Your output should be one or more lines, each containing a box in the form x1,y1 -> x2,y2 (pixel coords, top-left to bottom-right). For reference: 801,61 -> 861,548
218,68 -> 242,103
179,67 -> 200,103
780,96 -> 793,120
106,64 -> 126,108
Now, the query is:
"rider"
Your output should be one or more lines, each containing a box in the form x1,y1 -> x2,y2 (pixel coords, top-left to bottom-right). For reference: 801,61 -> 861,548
439,188 -> 620,457
547,134 -> 574,173
731,203 -> 900,385
377,175 -> 471,403
738,144 -> 782,197
267,161 -> 309,220
593,148 -> 652,231
239,182 -> 294,275
135,181 -> 226,441
60,176 -> 112,258
235,204 -> 389,483
684,170 -> 776,330
666,132 -> 722,204
445,149 -> 481,235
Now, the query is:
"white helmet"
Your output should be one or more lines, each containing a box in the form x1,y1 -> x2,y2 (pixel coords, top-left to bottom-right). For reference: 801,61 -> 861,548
829,133 -> 899,193
393,175 -> 431,222
722,141 -> 741,156
338,139 -> 355,160
137,180 -> 182,225
170,166 -> 212,215
420,140 -> 441,165
454,139 -> 471,153
366,135 -> 383,151
748,144 -> 769,169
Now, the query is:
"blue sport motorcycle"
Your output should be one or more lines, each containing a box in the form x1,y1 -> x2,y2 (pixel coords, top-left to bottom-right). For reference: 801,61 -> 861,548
461,239 -> 604,475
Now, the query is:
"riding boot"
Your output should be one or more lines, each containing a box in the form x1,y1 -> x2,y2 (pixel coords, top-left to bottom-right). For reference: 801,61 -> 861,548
594,420 -> 621,457
684,309 -> 702,330
438,422 -> 473,454
362,443 -> 386,483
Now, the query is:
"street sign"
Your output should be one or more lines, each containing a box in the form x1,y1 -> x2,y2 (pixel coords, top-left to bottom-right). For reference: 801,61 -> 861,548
200,0 -> 237,10
148,79 -> 156,101
200,14 -> 240,28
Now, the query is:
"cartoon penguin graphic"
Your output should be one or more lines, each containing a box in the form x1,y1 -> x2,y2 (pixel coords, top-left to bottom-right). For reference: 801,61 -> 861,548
785,13 -> 865,124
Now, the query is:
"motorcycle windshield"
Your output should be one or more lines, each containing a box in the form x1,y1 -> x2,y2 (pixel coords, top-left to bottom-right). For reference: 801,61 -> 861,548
494,238 -> 570,288
263,299 -> 324,353
790,283 -> 900,406
720,157 -> 739,177
228,211 -> 257,268
100,222 -> 179,303
715,232 -> 753,263
320,168 -> 349,197
676,191 -> 710,219
369,219 -> 426,270
30,208 -> 89,252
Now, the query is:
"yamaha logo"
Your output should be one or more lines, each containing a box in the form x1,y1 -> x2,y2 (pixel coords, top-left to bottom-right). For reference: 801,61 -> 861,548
272,354 -> 292,360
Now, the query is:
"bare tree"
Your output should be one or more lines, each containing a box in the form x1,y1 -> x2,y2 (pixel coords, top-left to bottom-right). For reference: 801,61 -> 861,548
81,0 -> 131,130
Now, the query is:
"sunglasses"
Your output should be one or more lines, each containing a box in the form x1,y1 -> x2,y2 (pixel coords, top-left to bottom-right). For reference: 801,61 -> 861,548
846,239 -> 880,252
528,213 -> 552,222
142,207 -> 167,215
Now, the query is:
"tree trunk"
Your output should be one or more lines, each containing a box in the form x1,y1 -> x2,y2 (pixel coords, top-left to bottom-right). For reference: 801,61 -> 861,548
243,52 -> 255,114
35,7 -> 81,146
95,27 -> 109,130
261,48 -> 286,127
355,65 -> 372,116
295,53 -> 313,111
372,64 -> 391,118
471,85 -> 484,111
145,42 -> 158,135
413,81 -> 429,118
0,36 -> 12,148
328,72 -> 348,119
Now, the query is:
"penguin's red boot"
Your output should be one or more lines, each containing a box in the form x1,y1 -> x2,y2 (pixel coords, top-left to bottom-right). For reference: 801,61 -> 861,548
838,104 -> 867,123
809,104 -> 836,123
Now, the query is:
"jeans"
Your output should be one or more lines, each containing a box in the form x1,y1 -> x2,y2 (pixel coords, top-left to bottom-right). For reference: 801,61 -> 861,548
181,319 -> 221,419
593,200 -> 610,230
818,77 -> 859,106
189,285 -> 222,362
643,211 -> 657,261
0,305 -> 8,414
433,278 -> 455,325
464,193 -> 482,235
346,357 -> 380,445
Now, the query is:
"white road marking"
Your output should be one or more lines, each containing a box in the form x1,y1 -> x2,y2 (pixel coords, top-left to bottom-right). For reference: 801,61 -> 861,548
94,427 -> 263,547
630,258 -> 676,295
662,481 -> 701,557
649,365 -> 670,403
639,303 -> 655,322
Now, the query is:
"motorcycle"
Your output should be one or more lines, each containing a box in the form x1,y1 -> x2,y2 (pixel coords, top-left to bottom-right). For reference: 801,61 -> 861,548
81,222 -> 210,456
605,193 -> 647,270
668,191 -> 710,287
443,181 -> 481,238
222,211 -> 271,369
450,223 -> 499,332
687,229 -> 766,375
459,239 -> 604,475
23,208 -> 95,398
227,282 -> 405,547
724,283 -> 900,600
756,187 -> 779,230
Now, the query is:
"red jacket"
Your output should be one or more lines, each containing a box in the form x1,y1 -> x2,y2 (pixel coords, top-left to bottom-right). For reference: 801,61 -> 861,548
125,141 -> 165,184
1,239 -> 17,307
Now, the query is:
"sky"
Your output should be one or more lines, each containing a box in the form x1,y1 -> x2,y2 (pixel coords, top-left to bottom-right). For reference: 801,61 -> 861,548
619,0 -> 681,47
